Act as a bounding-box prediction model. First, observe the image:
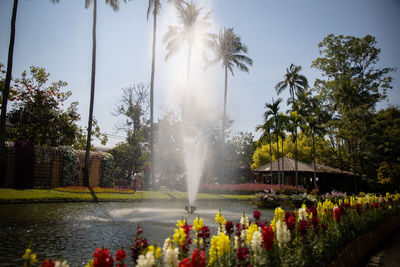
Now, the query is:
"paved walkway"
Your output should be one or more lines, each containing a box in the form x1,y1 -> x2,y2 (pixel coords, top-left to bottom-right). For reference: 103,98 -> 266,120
365,227 -> 400,266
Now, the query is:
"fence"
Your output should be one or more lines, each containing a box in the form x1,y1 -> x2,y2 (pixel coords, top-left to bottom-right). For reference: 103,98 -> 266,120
2,141 -> 110,189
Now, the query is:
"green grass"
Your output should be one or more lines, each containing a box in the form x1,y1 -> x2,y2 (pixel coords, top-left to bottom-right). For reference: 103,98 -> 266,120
0,189 -> 251,203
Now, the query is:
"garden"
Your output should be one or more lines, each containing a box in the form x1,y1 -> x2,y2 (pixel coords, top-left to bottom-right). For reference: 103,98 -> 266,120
11,190 -> 400,267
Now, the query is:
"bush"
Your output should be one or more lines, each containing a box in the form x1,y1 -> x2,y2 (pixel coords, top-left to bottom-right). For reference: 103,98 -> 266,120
101,152 -> 115,187
59,146 -> 79,186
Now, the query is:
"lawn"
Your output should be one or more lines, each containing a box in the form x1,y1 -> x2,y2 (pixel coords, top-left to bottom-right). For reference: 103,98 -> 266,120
0,188 -> 251,203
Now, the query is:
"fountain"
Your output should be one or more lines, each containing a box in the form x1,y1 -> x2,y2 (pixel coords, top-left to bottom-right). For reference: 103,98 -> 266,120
155,2 -> 220,210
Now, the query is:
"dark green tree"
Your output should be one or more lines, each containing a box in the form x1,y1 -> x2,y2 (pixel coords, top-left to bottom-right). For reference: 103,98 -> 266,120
275,64 -> 308,191
5,67 -> 91,147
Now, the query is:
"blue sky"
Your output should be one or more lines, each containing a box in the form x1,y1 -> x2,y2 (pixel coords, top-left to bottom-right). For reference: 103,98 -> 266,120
1,0 -> 399,147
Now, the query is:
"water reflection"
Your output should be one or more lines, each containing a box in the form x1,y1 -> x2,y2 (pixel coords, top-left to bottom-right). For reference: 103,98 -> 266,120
0,200 -> 273,266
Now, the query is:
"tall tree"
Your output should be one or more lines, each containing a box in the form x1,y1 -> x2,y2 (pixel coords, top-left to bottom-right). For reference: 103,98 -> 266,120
147,0 -> 161,188
0,0 -> 18,187
208,28 -> 253,142
312,34 -> 394,184
275,64 -> 308,192
83,0 -> 120,187
256,120 -> 274,184
264,98 -> 283,185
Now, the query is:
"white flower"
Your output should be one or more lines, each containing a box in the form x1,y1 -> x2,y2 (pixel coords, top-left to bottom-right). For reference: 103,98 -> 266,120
55,261 -> 69,267
240,214 -> 249,227
234,235 -> 240,250
164,247 -> 179,267
136,252 -> 155,267
240,229 -> 247,243
251,231 -> 262,254
276,219 -> 291,247
163,237 -> 172,253
298,207 -> 307,221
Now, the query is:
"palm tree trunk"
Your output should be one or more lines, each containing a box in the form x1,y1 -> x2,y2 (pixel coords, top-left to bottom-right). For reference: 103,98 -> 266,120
276,134 -> 281,185
281,136 -> 284,185
83,0 -> 97,187
0,0 -> 18,187
149,9 -> 157,188
182,44 -> 192,120
291,91 -> 299,194
222,64 -> 228,143
221,64 -> 228,180
269,138 -> 273,185
312,133 -> 317,189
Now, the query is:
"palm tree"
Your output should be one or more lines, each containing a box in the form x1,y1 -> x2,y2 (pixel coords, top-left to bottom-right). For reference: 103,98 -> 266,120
208,28 -> 253,142
278,113 -> 288,184
256,118 -> 274,184
147,0 -> 161,188
275,64 -> 308,193
163,1 -> 213,83
0,0 -> 18,187
83,0 -> 120,187
264,98 -> 283,185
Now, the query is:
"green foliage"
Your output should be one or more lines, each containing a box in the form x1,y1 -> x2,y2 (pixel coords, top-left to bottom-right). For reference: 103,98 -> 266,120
5,66 -> 82,146
59,146 -> 79,187
377,160 -> 400,189
100,152 -> 115,187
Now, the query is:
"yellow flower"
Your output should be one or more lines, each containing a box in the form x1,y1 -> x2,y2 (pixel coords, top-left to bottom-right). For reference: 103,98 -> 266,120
271,207 -> 285,232
193,217 -> 204,232
22,248 -> 38,267
209,233 -> 231,264
176,219 -> 186,228
215,210 -> 226,225
246,223 -> 259,244
85,259 -> 94,267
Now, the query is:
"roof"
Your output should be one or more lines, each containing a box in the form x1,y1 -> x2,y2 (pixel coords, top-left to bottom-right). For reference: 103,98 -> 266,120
254,156 -> 314,172
254,156 -> 354,175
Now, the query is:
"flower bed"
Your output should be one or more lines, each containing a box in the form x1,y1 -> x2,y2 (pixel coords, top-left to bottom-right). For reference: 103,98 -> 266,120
251,187 -> 317,209
23,192 -> 400,267
54,186 -> 134,194
199,183 -> 306,195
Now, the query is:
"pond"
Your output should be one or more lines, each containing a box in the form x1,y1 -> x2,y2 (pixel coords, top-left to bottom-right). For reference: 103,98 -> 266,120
0,200 -> 274,266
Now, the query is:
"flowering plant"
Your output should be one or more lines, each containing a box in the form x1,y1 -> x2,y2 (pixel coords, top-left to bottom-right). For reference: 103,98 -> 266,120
21,192 -> 400,267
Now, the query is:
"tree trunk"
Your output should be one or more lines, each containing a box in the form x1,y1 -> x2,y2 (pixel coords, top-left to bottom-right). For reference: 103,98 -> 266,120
269,138 -> 273,185
149,9 -> 157,188
83,0 -> 97,187
221,64 -> 228,180
0,0 -> 18,187
313,133 -> 317,189
281,136 -> 284,185
292,91 -> 299,194
222,64 -> 228,143
276,133 -> 281,185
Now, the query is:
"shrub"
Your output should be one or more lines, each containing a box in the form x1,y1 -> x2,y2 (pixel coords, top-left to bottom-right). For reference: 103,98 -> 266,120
59,146 -> 79,186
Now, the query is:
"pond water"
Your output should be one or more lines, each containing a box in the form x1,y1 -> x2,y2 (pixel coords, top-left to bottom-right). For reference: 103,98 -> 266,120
0,200 -> 274,266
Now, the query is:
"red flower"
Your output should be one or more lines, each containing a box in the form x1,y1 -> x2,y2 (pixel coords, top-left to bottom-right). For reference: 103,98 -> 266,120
115,249 -> 127,267
191,249 -> 206,267
372,202 -> 379,209
311,216 -> 319,234
284,212 -> 296,232
262,225 -> 274,250
40,259 -> 55,267
334,207 -> 341,222
93,248 -> 114,267
310,206 -> 318,217
253,210 -> 261,221
198,226 -> 210,240
237,247 -> 250,261
179,258 -> 193,267
322,224 -> 328,231
356,203 -> 362,215
298,220 -> 309,236
225,221 -> 234,235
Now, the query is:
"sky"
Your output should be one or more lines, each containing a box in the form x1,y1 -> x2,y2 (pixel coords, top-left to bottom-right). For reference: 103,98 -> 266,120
1,0 -> 399,147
